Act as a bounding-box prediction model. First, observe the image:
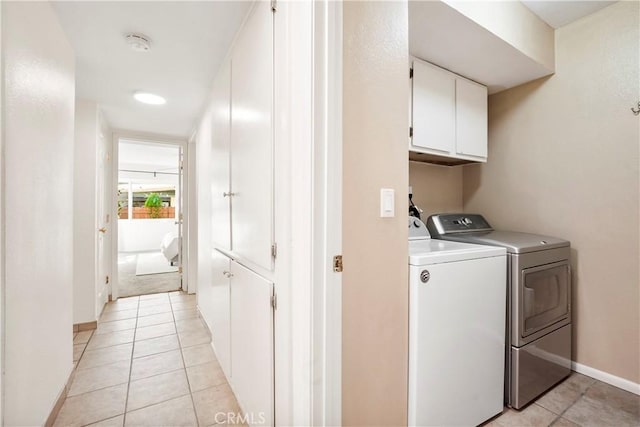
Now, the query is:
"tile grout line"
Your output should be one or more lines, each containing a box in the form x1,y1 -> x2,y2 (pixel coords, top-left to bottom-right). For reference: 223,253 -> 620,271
67,296 -> 176,427
88,326 -> 175,353
121,298 -> 141,427
551,378 -> 597,425
73,313 -> 131,427
60,293 -> 197,427
170,293 -> 201,426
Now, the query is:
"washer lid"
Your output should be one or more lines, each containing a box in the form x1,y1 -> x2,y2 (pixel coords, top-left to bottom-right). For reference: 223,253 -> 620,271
409,239 -> 505,265
437,230 -> 569,254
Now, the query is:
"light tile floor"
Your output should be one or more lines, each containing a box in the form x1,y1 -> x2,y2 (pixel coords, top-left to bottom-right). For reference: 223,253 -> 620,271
485,372 -> 640,427
57,291 -> 243,427
65,293 -> 640,427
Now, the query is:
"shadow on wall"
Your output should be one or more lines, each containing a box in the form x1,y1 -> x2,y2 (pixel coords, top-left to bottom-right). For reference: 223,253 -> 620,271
463,163 -> 482,201
463,74 -> 553,202
488,74 -> 552,120
570,247 -> 580,362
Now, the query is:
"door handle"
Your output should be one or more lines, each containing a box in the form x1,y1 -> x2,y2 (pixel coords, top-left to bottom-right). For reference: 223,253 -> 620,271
223,192 -> 235,197
223,271 -> 234,278
98,227 -> 107,233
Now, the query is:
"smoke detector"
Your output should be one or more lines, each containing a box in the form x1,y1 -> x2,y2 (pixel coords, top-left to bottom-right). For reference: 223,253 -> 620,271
125,33 -> 151,52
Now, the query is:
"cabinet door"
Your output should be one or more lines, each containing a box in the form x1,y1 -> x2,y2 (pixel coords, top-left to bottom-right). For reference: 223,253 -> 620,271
411,59 -> 455,154
210,250 -> 231,379
455,77 -> 488,159
231,261 -> 274,426
211,60 -> 232,251
231,2 -> 274,271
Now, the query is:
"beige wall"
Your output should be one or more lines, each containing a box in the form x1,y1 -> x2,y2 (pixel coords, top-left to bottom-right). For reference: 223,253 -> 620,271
463,1 -> 640,383
342,1 -> 409,425
409,161 -> 463,217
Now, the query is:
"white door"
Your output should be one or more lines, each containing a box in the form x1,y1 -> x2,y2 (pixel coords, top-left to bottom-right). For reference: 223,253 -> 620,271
96,131 -> 110,315
211,59 -> 232,251
210,250 -> 232,379
231,1 -> 274,271
231,261 -> 274,426
411,59 -> 456,153
455,77 -> 488,158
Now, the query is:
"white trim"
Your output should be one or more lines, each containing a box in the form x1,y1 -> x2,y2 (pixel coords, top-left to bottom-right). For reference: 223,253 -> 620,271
273,1 -> 295,424
186,138 -> 197,295
110,130 -> 188,300
572,362 -> 640,395
284,1 -> 314,424
0,3 -> 4,422
311,0 -> 342,425
110,132 -> 119,301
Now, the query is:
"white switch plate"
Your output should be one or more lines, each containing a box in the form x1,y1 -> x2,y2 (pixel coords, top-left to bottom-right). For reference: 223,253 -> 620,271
380,188 -> 395,218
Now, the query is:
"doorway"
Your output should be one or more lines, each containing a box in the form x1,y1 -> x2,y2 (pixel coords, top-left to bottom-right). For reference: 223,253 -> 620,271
115,139 -> 183,298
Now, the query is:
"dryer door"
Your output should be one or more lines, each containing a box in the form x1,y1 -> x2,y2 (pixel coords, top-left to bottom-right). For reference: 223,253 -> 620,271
520,261 -> 570,339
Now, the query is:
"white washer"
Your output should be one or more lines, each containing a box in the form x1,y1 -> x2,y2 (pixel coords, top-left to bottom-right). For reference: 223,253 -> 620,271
408,218 -> 507,426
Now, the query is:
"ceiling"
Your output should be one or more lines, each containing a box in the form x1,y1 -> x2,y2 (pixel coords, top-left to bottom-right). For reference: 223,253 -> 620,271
119,140 -> 180,185
119,140 -> 180,171
521,1 -> 616,28
52,0 -> 616,139
52,1 -> 252,138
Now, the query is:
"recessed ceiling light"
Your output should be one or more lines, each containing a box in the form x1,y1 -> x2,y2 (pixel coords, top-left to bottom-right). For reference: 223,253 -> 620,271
134,92 -> 166,105
125,33 -> 151,52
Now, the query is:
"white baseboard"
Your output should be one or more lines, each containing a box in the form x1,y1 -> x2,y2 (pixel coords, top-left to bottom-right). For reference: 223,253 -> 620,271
572,361 -> 640,396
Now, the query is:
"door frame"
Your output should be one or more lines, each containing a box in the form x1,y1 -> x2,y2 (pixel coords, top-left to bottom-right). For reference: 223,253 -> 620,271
0,3 -> 5,422
311,1 -> 342,424
110,130 -> 188,301
274,1 -> 342,425
95,114 -> 112,317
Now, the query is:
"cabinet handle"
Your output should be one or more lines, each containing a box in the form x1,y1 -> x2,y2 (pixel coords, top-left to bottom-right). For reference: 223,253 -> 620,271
223,271 -> 233,278
223,192 -> 235,197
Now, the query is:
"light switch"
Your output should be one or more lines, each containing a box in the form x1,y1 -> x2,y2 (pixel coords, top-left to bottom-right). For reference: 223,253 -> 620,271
380,188 -> 395,218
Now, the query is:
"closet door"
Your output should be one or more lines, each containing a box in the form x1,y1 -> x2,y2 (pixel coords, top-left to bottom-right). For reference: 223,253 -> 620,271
231,2 -> 274,271
210,250 -> 232,379
211,59 -> 232,251
230,261 -> 274,426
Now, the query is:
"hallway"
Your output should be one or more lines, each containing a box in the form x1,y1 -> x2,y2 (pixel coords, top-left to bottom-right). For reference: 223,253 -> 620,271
56,292 -> 243,426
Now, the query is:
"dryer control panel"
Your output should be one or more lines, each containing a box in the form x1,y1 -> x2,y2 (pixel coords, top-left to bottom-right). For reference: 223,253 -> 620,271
427,214 -> 493,236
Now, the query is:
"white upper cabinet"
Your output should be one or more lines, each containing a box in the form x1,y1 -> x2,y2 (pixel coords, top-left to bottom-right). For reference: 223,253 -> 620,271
455,77 -> 488,159
211,60 -> 232,251
411,60 -> 455,154
411,58 -> 488,164
230,1 -> 274,271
